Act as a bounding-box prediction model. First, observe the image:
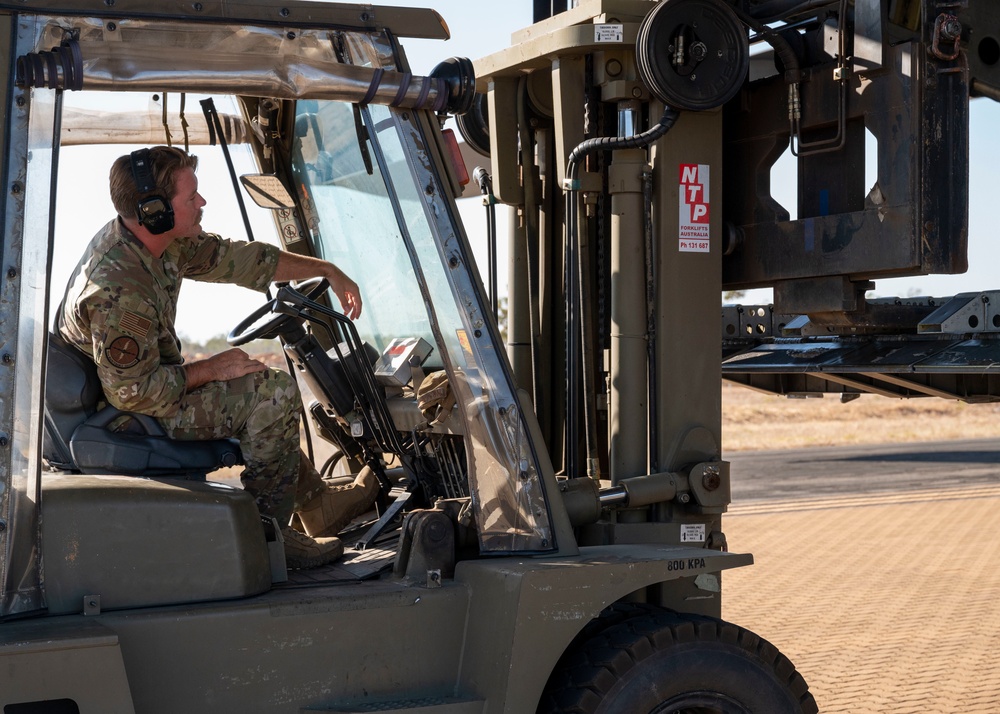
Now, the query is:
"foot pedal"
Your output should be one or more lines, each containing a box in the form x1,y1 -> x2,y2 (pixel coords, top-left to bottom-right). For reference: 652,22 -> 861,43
353,491 -> 411,550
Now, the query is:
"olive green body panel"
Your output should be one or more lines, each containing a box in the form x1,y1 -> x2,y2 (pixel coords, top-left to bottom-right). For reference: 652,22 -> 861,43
7,581 -> 470,712
0,619 -> 135,713
455,545 -> 752,712
4,539 -> 748,713
100,581 -> 472,713
42,475 -> 272,615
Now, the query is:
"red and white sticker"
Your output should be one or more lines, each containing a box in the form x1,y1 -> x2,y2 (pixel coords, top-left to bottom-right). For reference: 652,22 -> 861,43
678,163 -> 710,253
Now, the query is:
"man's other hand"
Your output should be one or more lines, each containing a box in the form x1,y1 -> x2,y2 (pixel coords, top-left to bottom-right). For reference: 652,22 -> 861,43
185,348 -> 267,391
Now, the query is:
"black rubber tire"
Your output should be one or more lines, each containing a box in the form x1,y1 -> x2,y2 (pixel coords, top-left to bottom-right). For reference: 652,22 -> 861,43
537,611 -> 818,714
566,602 -> 665,651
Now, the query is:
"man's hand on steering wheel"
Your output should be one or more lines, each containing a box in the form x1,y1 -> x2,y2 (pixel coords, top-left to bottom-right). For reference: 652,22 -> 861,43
270,252 -> 363,321
328,264 -> 362,320
228,253 -> 364,346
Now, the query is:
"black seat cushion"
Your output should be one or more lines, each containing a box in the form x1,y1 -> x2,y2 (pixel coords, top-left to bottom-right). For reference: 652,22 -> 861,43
44,332 -> 242,476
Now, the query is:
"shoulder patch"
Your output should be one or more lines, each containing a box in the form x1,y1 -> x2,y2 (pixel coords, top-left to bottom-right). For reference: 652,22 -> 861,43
106,336 -> 141,369
118,310 -> 152,338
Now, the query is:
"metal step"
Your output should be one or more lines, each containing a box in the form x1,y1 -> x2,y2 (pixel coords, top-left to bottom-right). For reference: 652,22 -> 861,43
303,697 -> 485,713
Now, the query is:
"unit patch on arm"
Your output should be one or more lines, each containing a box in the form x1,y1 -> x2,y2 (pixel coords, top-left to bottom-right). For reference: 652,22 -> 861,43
103,308 -> 151,369
106,336 -> 141,368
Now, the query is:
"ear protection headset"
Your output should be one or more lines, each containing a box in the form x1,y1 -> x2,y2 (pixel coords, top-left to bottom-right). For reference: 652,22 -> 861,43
129,149 -> 174,235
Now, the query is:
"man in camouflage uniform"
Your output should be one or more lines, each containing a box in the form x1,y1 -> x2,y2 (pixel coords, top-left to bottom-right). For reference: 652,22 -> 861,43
58,145 -> 377,569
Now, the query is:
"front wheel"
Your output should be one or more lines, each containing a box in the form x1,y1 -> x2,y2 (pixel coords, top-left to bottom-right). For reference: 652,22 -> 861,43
537,611 -> 817,714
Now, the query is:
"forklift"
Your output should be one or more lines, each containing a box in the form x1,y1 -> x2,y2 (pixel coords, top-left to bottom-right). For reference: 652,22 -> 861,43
1,0 -> 994,711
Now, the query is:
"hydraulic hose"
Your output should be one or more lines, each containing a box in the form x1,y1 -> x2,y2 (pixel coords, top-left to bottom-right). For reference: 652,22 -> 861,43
749,0 -> 839,24
730,4 -> 802,82
517,76 -> 545,424
473,166 -> 499,312
642,168 -> 658,473
562,107 -> 680,478
566,108 -> 680,182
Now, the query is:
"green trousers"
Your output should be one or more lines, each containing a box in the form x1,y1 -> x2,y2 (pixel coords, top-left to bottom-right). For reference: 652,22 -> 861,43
157,367 -> 326,523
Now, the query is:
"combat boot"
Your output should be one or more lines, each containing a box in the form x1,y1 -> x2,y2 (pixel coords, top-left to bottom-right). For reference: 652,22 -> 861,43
294,466 -> 379,538
280,527 -> 344,569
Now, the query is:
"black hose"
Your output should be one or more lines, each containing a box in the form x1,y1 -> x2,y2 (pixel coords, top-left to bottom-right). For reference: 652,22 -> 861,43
562,107 -> 680,478
473,166 -> 499,312
564,189 -> 581,478
517,76 -> 545,427
567,108 -> 680,180
642,168 -> 658,474
321,451 -> 346,479
749,0 -> 839,24
731,4 -> 802,82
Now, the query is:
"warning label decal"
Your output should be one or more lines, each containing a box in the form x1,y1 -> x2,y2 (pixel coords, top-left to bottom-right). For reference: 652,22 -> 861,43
594,24 -> 624,43
679,163 -> 710,253
680,523 -> 707,543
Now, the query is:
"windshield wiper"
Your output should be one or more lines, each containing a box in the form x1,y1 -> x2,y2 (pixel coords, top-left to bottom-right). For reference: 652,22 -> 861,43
352,104 -> 374,176
330,31 -> 374,176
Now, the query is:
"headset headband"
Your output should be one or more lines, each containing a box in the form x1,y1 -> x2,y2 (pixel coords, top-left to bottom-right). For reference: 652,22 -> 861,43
130,148 -> 158,194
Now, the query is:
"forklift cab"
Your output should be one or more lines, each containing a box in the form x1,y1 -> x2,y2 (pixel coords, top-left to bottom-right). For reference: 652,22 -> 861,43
4,7 -> 575,620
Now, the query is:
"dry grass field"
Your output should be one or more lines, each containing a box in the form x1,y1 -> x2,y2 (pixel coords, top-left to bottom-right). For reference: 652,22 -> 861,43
722,381 -> 1000,451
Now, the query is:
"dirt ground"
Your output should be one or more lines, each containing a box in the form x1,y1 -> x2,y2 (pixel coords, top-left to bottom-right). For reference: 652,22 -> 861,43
722,381 -> 1000,452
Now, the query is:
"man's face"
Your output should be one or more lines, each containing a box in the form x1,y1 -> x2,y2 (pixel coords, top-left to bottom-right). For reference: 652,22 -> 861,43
168,167 -> 206,237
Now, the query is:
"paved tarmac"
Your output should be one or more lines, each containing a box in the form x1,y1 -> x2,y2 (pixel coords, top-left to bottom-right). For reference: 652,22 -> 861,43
722,481 -> 1000,713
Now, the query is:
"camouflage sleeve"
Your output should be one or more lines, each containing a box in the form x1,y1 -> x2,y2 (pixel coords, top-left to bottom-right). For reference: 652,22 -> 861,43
178,232 -> 280,291
89,297 -> 187,418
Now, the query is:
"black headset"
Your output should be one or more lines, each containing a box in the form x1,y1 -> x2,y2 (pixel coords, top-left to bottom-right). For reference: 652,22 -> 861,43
129,148 -> 174,235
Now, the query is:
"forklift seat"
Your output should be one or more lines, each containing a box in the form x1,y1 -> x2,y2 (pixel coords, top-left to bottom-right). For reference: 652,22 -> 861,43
43,332 -> 243,477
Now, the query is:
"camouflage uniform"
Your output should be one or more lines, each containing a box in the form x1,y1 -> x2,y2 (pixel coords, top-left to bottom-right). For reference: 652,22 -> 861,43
59,218 -> 325,522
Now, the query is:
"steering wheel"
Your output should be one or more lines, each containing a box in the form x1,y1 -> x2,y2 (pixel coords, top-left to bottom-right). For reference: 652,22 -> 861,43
227,276 -> 330,347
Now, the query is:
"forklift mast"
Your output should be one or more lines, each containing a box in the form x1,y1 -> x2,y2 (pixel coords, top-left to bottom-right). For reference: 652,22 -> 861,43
468,0 -> 1000,488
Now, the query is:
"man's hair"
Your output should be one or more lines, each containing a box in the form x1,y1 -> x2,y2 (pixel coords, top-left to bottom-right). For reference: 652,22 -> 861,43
109,146 -> 198,219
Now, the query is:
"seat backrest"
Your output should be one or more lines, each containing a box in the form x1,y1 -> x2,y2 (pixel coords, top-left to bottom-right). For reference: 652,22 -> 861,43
43,332 -> 103,470
43,332 -> 243,476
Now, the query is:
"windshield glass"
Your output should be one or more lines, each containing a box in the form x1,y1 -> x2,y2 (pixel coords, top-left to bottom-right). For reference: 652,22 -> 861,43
292,98 -> 556,553
291,100 -> 438,364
